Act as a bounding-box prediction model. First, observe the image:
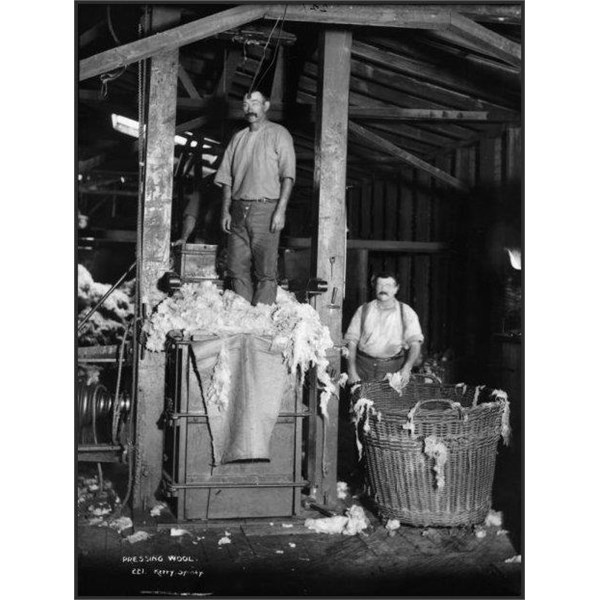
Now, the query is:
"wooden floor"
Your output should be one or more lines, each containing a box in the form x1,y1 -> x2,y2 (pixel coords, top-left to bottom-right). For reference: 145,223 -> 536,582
77,509 -> 521,597
78,408 -> 522,597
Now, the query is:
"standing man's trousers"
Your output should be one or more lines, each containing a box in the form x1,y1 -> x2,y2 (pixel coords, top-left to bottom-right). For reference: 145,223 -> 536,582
227,200 -> 280,305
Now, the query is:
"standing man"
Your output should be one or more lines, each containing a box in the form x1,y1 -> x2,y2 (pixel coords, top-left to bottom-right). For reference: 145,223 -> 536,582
214,90 -> 295,305
344,272 -> 424,385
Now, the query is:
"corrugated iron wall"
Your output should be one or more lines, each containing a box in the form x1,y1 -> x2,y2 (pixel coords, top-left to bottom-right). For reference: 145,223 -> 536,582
342,125 -> 522,377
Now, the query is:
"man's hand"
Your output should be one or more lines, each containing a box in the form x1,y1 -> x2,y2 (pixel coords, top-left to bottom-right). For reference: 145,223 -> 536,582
348,368 -> 361,385
270,209 -> 285,233
221,213 -> 232,234
398,366 -> 412,387
171,238 -> 186,247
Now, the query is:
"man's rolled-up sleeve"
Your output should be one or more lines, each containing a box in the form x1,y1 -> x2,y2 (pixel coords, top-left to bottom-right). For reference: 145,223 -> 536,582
214,141 -> 234,188
277,129 -> 296,182
402,304 -> 424,348
344,307 -> 362,345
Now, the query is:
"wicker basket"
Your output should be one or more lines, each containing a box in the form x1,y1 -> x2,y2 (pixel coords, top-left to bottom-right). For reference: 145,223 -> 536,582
352,380 -> 509,527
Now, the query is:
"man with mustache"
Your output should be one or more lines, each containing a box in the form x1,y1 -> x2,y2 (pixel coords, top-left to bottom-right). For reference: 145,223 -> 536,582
344,272 -> 424,386
214,89 -> 296,305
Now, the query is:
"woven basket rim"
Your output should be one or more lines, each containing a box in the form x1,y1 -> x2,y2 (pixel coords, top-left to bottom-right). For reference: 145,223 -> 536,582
352,380 -> 506,418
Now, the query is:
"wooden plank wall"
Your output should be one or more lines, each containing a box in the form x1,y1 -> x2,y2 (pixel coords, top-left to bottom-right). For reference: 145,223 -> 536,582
340,125 -> 522,380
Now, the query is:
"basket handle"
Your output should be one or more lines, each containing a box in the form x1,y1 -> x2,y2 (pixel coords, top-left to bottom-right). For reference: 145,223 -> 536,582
403,398 -> 465,436
411,398 -> 463,417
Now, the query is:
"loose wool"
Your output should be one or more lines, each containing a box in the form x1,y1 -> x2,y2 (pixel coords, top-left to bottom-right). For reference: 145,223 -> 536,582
304,505 -> 370,536
144,282 -> 335,416
423,436 -> 449,489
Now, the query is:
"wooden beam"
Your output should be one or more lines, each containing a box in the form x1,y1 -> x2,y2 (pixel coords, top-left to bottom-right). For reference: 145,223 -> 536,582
348,107 -> 519,122
264,5 -> 521,67
79,5 -> 266,81
309,29 -> 352,508
214,47 -> 243,98
179,101 -> 518,123
505,126 -> 522,182
298,154 -> 456,165
348,121 -> 468,191
351,41 -> 520,110
286,238 -> 447,252
426,122 -> 510,160
265,4 -> 451,29
350,61 -> 517,118
78,153 -> 106,173
175,115 -> 208,134
447,12 -> 521,67
79,188 -> 137,197
271,3 -> 521,28
300,61 -> 490,138
426,4 -> 522,24
356,249 -> 369,305
134,10 -> 180,510
177,66 -> 201,99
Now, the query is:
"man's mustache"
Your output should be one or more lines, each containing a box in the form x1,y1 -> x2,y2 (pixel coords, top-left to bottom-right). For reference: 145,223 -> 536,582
245,112 -> 257,117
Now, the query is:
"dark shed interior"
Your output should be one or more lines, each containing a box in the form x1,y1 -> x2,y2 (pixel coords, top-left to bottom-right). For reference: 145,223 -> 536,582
76,3 -> 523,596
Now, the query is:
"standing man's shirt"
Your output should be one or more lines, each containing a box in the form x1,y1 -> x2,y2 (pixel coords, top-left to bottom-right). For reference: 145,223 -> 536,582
214,121 -> 295,199
344,299 -> 424,358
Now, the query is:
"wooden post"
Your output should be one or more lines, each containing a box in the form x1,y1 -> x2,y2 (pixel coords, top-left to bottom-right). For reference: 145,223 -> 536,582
308,29 -> 352,507
356,249 -> 369,306
505,125 -> 522,183
133,8 -> 180,512
398,167 -> 414,304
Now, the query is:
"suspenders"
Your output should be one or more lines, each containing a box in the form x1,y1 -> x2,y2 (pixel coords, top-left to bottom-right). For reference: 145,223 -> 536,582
359,301 -> 405,336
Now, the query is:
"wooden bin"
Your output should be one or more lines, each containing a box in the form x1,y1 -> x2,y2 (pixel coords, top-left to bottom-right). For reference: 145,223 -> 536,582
175,243 -> 218,281
162,334 -> 307,520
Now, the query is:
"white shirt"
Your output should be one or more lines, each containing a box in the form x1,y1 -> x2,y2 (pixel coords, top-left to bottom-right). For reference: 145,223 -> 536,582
344,299 -> 424,358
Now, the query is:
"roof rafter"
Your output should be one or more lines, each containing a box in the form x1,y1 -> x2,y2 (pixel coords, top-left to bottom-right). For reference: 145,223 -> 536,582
348,121 -> 468,191
265,5 -> 521,68
79,5 -> 267,81
264,4 -> 453,29
177,66 -> 201,99
446,12 -> 521,67
351,40 -> 519,110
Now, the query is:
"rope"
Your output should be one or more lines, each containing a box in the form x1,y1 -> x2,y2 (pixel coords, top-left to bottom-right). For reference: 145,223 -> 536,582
100,67 -> 127,99
253,5 -> 288,93
100,8 -> 127,100
107,5 -> 121,45
248,13 -> 281,94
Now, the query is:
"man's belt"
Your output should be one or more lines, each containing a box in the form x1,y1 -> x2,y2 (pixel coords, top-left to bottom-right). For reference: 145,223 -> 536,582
233,198 -> 278,204
357,348 -> 404,362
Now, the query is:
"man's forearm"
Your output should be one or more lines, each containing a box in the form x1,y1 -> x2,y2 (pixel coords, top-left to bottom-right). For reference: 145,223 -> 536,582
276,177 -> 293,213
221,185 -> 232,215
347,341 -> 359,379
402,343 -> 422,372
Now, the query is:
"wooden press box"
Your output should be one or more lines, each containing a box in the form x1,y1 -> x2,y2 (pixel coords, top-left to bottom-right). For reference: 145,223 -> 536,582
162,336 -> 307,520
